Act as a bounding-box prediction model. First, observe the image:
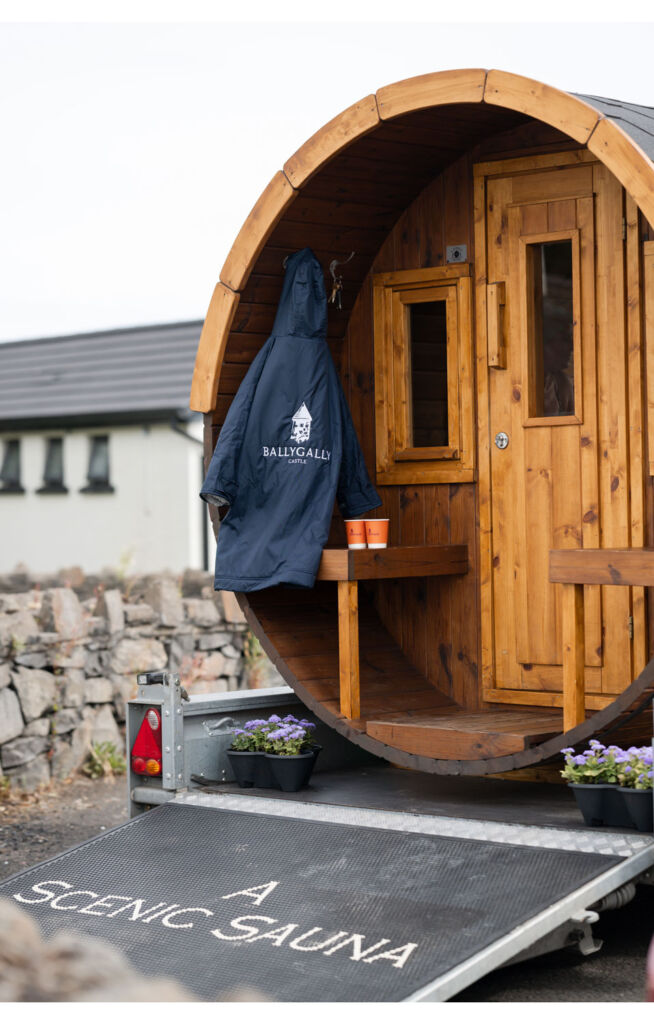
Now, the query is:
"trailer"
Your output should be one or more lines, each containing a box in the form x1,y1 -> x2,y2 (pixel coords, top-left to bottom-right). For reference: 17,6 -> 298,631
1,672 -> 652,1002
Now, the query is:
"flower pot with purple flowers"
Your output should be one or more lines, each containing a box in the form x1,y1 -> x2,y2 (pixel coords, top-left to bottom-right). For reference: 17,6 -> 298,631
227,714 -> 319,792
561,741 -> 653,831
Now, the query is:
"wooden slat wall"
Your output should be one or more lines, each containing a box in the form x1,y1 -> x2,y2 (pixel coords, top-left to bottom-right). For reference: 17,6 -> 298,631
203,118 -> 622,714
342,153 -> 481,710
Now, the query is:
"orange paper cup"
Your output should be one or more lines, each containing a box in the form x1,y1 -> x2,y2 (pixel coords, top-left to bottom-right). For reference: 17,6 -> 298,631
365,519 -> 389,548
344,520 -> 367,550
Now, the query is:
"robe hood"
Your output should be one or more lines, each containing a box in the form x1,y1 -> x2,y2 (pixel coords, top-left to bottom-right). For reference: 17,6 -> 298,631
200,248 -> 381,592
272,247 -> 328,339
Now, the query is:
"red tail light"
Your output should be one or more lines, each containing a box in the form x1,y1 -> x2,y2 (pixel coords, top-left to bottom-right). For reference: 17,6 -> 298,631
131,707 -> 162,776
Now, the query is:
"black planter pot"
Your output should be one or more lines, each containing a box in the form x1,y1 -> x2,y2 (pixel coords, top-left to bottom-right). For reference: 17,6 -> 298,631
226,750 -> 259,788
569,783 -> 614,827
569,782 -> 654,831
265,746 -> 321,793
621,788 -> 654,832
227,750 -> 277,789
603,786 -> 638,829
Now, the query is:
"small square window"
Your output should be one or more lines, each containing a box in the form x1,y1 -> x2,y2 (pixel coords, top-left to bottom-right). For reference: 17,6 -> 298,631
80,435 -> 114,493
373,265 -> 474,485
37,437 -> 67,494
0,439 -> 24,493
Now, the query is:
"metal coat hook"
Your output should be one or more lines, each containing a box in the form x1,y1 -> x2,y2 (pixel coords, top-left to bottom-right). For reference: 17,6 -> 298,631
329,251 -> 355,309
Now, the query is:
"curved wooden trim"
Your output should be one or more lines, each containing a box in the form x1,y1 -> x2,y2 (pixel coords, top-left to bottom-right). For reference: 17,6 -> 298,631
283,94 -> 380,189
484,70 -> 600,144
190,283 -> 239,413
220,171 -> 297,292
238,589 -> 654,777
193,67 -> 654,432
376,68 -> 487,120
588,117 -> 654,232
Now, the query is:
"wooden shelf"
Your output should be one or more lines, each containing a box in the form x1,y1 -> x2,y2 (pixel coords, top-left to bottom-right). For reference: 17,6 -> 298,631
550,547 -> 654,586
317,544 -> 468,581
317,544 -> 468,720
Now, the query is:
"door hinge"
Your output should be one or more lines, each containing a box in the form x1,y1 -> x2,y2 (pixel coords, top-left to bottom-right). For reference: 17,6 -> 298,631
628,615 -> 634,639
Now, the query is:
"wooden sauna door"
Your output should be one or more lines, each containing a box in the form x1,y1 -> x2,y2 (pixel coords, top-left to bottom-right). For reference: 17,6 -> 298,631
479,155 -> 647,708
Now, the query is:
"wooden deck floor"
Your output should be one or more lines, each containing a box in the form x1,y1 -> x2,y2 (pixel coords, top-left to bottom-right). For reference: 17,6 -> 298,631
248,584 -> 563,760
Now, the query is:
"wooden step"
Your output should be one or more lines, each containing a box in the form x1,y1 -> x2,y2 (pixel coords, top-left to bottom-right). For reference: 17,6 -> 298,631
366,709 -> 563,760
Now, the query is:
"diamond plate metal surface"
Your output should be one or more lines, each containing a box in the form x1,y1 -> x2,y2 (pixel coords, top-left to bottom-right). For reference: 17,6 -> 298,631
178,791 -> 653,858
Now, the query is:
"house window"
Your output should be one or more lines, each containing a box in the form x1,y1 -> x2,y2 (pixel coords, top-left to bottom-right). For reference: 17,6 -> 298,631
521,230 -> 581,425
38,437 -> 67,493
81,435 -> 114,493
373,264 -> 474,484
0,439 -> 24,493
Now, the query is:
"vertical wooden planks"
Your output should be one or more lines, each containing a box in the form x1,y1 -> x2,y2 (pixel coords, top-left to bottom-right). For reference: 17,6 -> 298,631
337,580 -> 360,719
593,164 -> 632,693
625,197 -> 647,677
474,168 -> 494,694
576,195 -> 602,669
562,582 -> 586,731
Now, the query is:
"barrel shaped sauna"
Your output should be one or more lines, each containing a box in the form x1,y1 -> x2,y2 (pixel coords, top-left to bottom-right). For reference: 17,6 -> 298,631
191,69 -> 654,774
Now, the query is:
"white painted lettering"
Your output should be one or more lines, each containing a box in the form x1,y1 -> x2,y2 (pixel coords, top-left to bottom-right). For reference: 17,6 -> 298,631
262,447 -> 269,457
13,880 -> 72,905
50,889 -> 98,911
107,899 -> 168,921
323,934 -> 390,961
364,942 -> 418,969
212,915 -> 277,941
289,928 -> 349,952
247,923 -> 298,946
270,447 -> 277,456
161,907 -> 214,930
222,881 -> 279,906
78,895 -> 133,916
296,447 -> 305,457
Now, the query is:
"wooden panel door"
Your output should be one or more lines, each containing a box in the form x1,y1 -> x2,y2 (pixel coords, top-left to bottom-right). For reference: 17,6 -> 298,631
478,155 -> 646,708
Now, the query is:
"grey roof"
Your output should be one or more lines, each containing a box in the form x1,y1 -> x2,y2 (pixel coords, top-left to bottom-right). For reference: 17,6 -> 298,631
0,321 -> 202,429
576,93 -> 654,160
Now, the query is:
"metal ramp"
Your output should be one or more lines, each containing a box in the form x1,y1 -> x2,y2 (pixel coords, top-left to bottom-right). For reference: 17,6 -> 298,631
1,793 -> 652,1002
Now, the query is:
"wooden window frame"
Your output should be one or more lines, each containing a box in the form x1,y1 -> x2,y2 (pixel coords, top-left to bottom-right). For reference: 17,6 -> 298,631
519,228 -> 583,427
373,264 -> 474,485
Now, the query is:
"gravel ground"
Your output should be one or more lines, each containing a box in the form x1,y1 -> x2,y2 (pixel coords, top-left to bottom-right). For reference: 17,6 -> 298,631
0,776 -> 652,1001
0,775 -> 128,881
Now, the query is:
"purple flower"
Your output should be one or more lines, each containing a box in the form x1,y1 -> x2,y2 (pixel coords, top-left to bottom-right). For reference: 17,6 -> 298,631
624,765 -> 632,773
561,747 -> 574,755
268,714 -> 281,724
283,715 -> 299,723
244,719 -> 267,730
597,757 -> 606,764
574,755 -> 587,766
300,719 -> 317,730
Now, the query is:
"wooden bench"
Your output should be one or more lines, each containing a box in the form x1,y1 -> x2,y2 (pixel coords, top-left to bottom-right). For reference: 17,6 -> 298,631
316,545 -> 468,718
549,548 -> 654,732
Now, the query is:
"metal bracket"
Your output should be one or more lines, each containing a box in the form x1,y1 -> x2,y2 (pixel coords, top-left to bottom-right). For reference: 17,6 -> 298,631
135,670 -> 187,791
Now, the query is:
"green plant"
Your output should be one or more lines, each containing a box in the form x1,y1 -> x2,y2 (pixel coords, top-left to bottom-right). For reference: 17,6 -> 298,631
560,740 -> 620,784
82,742 -> 127,779
561,740 -> 653,788
230,714 -> 317,756
0,777 -> 10,802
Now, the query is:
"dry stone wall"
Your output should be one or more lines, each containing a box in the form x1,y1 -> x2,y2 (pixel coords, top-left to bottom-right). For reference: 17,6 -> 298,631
0,574 -> 252,792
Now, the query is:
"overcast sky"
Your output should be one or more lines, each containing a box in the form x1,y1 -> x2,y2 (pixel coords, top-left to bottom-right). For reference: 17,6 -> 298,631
1,18 -> 654,342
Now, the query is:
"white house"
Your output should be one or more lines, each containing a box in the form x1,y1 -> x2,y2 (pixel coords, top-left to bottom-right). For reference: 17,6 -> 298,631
0,322 -> 216,575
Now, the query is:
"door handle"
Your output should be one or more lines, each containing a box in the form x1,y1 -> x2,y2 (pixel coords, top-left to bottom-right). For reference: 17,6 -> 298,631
487,281 -> 506,369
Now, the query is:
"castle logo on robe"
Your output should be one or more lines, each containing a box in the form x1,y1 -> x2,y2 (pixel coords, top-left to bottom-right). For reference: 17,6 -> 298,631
290,403 -> 312,443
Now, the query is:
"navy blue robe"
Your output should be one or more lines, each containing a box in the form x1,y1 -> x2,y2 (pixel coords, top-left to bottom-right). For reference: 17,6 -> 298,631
200,248 -> 381,591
